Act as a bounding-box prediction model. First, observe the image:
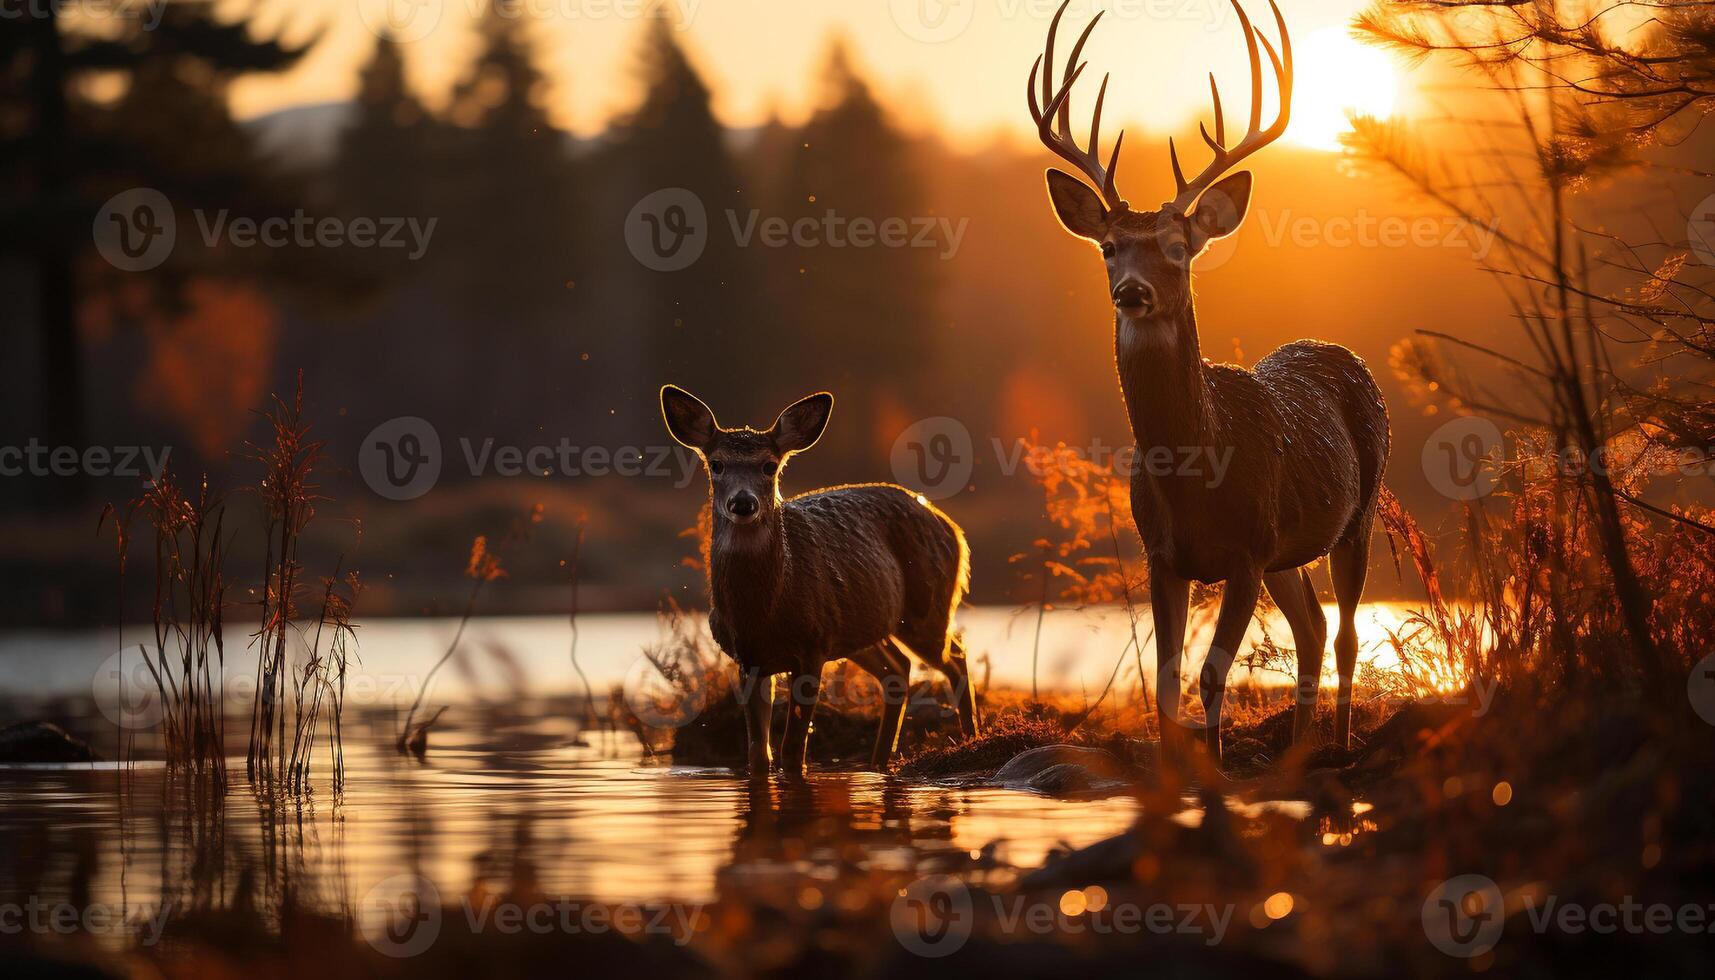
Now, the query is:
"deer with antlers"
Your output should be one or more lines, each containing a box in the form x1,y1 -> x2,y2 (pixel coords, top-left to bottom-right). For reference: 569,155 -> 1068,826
1026,0 -> 1391,766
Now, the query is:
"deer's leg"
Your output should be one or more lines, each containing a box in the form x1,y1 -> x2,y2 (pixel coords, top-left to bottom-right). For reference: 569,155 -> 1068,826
851,641 -> 912,769
1150,567 -> 1192,761
1200,566 -> 1263,767
1264,567 -> 1327,744
738,667 -> 775,780
780,668 -> 822,779
943,635 -> 980,738
1330,529 -> 1372,750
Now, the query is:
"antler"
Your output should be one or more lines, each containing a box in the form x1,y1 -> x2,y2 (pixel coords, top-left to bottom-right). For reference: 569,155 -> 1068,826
1168,0 -> 1294,212
1027,0 -> 1126,211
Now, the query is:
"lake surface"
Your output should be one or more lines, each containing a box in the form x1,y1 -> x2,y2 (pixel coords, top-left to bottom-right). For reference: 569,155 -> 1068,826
0,603 -> 1424,710
0,603 -> 1413,952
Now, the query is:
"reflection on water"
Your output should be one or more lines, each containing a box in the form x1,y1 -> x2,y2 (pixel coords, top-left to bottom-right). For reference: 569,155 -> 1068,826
0,711 -> 1143,946
0,603 -> 1428,707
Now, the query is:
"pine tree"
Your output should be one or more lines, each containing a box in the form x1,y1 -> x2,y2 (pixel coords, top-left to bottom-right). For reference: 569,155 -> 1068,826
0,1 -> 313,497
604,15 -> 762,417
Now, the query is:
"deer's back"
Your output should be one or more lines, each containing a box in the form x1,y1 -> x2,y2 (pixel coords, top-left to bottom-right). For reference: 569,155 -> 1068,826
712,484 -> 967,673
1249,340 -> 1390,559
785,483 -> 968,629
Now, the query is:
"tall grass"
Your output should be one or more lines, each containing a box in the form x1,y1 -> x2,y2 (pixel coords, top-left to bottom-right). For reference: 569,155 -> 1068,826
102,471 -> 231,781
103,380 -> 360,792
246,384 -> 323,781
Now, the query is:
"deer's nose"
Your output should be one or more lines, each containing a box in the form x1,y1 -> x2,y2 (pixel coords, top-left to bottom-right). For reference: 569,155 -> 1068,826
728,491 -> 759,518
1113,279 -> 1155,313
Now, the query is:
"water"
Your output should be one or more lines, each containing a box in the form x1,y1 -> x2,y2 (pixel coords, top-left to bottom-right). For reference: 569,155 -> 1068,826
0,720 -> 1142,942
0,604 -> 1418,950
0,603 -> 1424,708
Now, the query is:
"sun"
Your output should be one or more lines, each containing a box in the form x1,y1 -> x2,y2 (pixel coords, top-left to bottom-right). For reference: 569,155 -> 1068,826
1289,27 -> 1399,151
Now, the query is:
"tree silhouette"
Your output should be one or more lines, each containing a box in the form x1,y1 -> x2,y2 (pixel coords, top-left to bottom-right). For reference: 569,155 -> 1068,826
0,2 -> 313,494
770,41 -> 941,458
435,6 -> 581,330
604,15 -> 763,418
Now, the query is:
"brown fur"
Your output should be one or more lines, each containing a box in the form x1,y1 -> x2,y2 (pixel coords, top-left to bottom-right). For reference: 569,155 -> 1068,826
661,387 -> 978,779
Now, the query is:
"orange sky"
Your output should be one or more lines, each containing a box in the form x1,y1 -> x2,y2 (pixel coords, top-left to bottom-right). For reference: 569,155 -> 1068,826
219,0 -> 1412,148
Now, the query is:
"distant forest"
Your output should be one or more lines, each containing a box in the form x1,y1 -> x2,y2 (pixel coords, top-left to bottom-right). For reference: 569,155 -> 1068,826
10,3 -> 1677,624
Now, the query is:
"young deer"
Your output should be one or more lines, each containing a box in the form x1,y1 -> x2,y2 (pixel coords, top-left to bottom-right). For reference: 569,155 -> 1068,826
660,386 -> 979,779
1026,0 -> 1390,765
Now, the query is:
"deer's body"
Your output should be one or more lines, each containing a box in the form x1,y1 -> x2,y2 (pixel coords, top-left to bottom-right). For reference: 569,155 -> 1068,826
1027,0 -> 1392,764
707,483 -> 970,680
662,389 -> 978,780
1121,335 -> 1389,585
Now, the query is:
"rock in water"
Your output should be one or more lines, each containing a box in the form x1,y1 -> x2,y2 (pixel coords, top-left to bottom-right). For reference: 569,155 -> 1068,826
993,744 -> 1132,796
0,721 -> 101,763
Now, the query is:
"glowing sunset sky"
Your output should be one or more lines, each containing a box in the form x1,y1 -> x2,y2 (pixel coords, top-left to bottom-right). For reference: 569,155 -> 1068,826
214,0 -> 1408,149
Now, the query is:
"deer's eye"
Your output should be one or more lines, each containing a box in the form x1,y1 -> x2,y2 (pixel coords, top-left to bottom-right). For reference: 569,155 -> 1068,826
762,461 -> 779,477
709,460 -> 725,475
1100,241 -> 1116,258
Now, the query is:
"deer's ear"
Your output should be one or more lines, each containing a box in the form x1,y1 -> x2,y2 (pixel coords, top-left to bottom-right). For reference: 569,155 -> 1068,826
661,385 -> 718,452
1045,169 -> 1110,241
771,392 -> 833,455
1187,171 -> 1253,254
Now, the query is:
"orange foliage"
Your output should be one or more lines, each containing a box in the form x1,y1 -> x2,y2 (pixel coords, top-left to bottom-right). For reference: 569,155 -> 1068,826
139,278 -> 278,457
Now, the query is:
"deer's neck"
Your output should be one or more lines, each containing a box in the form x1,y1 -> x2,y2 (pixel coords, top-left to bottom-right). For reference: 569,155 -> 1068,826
709,514 -> 788,619
1115,307 -> 1214,452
